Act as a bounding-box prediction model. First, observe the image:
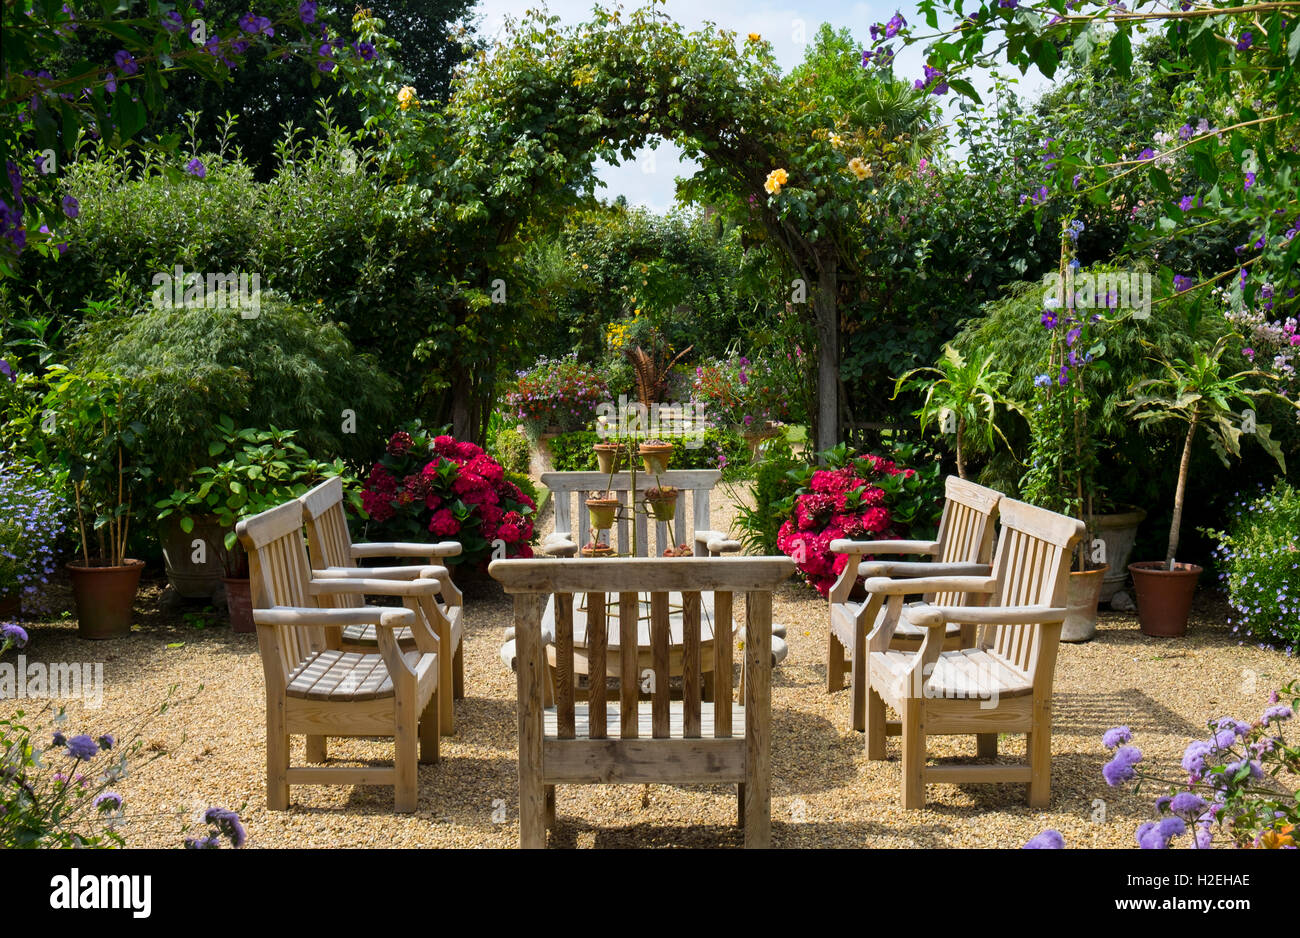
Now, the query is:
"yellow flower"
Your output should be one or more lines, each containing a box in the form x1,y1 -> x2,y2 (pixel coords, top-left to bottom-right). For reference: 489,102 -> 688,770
582,263 -> 589,269
747,33 -> 761,42
397,86 -> 417,110
764,168 -> 788,194
830,133 -> 844,148
848,157 -> 872,180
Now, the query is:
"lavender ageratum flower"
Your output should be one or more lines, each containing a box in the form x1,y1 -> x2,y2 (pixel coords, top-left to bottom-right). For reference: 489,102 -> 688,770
1,622 -> 28,647
1262,705 -> 1293,725
203,806 -> 247,847
52,730 -> 67,747
112,50 -> 139,76
185,158 -> 206,178
1023,829 -> 1064,848
1102,726 -> 1132,749
61,194 -> 79,218
97,733 -> 115,751
1169,792 -> 1207,818
185,835 -> 222,849
94,791 -> 123,811
65,734 -> 100,761
1103,746 -> 1143,786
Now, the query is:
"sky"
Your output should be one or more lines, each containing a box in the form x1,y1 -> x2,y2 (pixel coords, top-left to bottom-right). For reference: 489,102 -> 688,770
466,1 -> 1053,213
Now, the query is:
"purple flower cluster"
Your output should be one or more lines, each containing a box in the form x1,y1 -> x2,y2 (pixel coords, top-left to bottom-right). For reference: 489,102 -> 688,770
184,806 -> 247,848
0,458 -> 68,608
914,64 -> 948,96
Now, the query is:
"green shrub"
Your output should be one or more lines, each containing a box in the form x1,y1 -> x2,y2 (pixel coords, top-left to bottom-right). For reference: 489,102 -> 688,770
71,293 -> 397,494
1206,481 -> 1300,653
547,428 -> 748,475
732,438 -> 805,555
491,428 -> 531,475
505,470 -> 541,508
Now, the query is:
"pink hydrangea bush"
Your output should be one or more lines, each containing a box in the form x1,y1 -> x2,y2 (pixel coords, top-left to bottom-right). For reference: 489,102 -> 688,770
775,448 -> 939,596
359,427 -> 536,567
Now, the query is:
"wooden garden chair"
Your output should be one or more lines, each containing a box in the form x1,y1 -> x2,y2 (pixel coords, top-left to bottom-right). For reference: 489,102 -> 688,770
236,499 -> 444,813
299,476 -> 465,736
491,555 -> 794,848
828,476 -> 1002,731
863,498 -> 1085,809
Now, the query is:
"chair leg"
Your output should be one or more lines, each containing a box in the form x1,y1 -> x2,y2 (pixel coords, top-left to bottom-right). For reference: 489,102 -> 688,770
900,698 -> 926,809
266,704 -> 290,811
453,642 -> 465,700
743,772 -> 770,849
865,685 -> 888,760
826,630 -> 845,692
1028,726 -> 1052,808
394,695 -> 419,813
849,634 -> 868,733
420,689 -> 440,764
305,735 -> 327,763
544,785 -> 556,830
519,767 -> 547,849
976,733 -> 997,759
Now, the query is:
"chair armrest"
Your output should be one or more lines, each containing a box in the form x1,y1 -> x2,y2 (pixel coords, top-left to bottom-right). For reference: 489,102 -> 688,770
311,565 -> 449,581
542,534 -> 578,558
253,606 -> 416,629
830,538 -> 940,557
864,575 -> 998,596
350,541 -> 463,560
905,603 -> 1069,628
857,561 -> 992,579
695,530 -> 741,555
306,578 -> 444,597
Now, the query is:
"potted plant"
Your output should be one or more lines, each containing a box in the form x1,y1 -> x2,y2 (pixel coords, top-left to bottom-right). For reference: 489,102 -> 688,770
37,368 -> 151,640
585,491 -> 620,531
593,440 -> 622,474
156,419 -> 350,633
638,438 -> 674,475
1125,334 -> 1298,637
644,485 -> 679,521
0,456 -> 67,620
580,540 -> 616,558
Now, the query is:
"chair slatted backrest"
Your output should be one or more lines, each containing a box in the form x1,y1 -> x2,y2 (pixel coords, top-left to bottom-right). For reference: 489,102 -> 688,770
236,499 -> 327,679
541,470 -> 722,557
928,477 -> 1002,607
493,557 -> 794,743
300,476 -> 363,611
982,499 -> 1086,675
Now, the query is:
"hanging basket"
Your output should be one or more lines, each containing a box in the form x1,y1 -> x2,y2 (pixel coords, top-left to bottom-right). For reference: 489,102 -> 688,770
644,487 -> 679,522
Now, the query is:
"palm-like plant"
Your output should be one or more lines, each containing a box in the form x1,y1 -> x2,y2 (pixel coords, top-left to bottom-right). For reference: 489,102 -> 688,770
850,80 -> 943,162
1126,335 -> 1299,565
894,345 -> 1023,479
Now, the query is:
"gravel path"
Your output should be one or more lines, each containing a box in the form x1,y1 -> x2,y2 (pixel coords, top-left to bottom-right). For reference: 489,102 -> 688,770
4,484 -> 1295,848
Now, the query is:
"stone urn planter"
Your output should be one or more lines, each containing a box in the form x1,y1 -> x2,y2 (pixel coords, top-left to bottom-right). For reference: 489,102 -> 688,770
67,559 -> 145,640
1128,561 -> 1202,637
1061,564 -> 1108,643
1093,508 -> 1147,604
159,514 -> 228,601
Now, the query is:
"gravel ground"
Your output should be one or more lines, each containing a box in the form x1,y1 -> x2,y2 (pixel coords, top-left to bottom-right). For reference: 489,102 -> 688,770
4,484 -> 1296,849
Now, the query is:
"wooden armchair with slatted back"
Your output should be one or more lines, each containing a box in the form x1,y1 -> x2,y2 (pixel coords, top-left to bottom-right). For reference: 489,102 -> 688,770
299,476 -> 465,736
827,476 -> 1002,731
491,555 -> 794,848
864,498 -> 1086,809
236,499 -> 443,813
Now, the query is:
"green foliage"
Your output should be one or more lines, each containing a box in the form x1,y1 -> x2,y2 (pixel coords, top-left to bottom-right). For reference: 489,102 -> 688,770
1205,481 -> 1300,651
731,438 -> 805,556
71,292 -> 396,494
490,428 -> 531,475
154,420 -> 355,576
547,429 -> 748,477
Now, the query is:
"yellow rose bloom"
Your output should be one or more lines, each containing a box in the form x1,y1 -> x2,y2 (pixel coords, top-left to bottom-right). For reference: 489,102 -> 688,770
848,157 -> 872,180
747,33 -> 761,42
830,133 -> 844,148
764,168 -> 788,194
397,86 -> 417,110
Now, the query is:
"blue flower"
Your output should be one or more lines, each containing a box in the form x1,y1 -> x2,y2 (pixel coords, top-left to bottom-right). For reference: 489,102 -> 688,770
1023,829 -> 1064,848
1103,745 -> 1143,786
1033,374 -> 1051,388
1102,726 -> 1132,749
65,734 -> 100,761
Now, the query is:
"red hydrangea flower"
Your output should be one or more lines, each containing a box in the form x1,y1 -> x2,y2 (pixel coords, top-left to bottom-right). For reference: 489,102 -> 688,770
428,508 -> 460,536
387,431 -> 414,456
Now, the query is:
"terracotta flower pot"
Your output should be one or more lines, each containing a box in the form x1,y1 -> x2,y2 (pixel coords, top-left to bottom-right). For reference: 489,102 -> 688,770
1062,565 -> 1108,643
222,576 -> 255,633
67,559 -> 145,640
645,490 -> 679,522
1128,561 -> 1202,637
638,442 -> 674,475
586,496 -> 619,530
580,543 -> 616,558
593,443 -> 622,475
